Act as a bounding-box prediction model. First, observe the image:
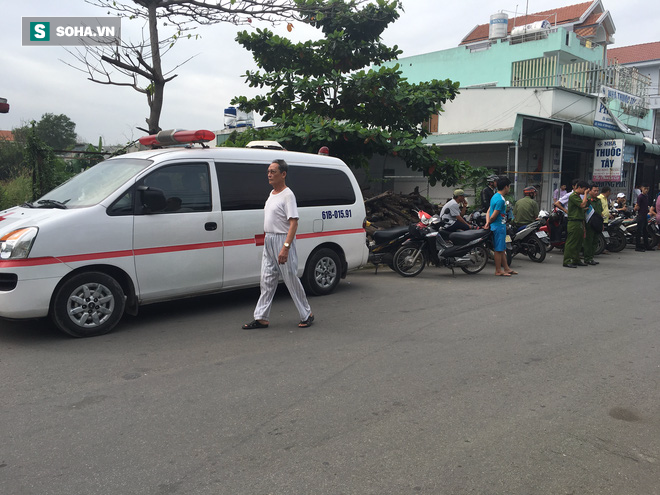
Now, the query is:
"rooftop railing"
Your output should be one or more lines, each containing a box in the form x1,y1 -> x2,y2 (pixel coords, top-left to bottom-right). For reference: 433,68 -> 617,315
511,56 -> 651,117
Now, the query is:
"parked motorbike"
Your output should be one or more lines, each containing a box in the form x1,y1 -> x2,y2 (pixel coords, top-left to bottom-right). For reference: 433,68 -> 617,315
392,218 -> 490,277
539,209 -> 607,255
595,230 -> 608,255
467,210 -> 514,266
538,209 -> 565,252
507,218 -> 550,263
367,211 -> 431,272
604,214 -> 626,252
620,215 -> 660,249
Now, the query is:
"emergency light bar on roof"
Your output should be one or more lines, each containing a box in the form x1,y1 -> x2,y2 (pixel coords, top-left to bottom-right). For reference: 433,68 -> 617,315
138,129 -> 215,148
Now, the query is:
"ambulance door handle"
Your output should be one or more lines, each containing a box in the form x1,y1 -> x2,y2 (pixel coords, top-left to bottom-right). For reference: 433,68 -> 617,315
205,222 -> 217,231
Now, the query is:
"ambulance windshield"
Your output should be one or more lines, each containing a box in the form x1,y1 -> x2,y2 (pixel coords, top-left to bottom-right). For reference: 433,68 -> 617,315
36,158 -> 152,208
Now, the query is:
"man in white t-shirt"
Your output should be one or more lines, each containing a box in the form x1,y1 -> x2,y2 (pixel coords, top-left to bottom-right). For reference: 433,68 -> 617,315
243,159 -> 314,330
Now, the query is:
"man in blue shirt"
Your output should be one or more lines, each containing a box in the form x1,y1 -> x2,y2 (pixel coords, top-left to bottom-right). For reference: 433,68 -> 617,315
485,177 -> 517,276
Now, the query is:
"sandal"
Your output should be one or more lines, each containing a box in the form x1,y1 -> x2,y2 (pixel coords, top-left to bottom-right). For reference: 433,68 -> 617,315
298,314 -> 315,328
242,320 -> 269,330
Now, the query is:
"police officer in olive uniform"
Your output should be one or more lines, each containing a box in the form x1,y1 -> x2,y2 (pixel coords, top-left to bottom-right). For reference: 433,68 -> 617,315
563,180 -> 590,268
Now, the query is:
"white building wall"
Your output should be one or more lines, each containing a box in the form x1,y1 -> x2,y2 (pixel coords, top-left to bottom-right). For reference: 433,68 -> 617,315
436,87 -> 597,133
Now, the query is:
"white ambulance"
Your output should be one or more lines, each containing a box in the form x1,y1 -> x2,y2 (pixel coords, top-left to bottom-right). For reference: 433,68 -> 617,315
0,130 -> 368,337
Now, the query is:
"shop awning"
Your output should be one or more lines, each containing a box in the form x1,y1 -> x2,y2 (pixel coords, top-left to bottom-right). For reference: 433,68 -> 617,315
423,129 -> 519,147
565,123 -> 645,146
642,142 -> 660,155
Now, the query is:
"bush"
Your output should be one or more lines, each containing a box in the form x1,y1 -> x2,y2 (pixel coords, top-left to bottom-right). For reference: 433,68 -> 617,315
0,173 -> 32,210
0,139 -> 25,181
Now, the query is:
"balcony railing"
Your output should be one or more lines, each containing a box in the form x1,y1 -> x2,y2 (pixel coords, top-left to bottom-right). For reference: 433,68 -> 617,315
511,56 -> 651,117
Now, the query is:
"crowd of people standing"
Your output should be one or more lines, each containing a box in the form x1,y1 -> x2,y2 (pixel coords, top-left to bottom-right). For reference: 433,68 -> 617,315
553,179 -> 659,267
438,175 -> 659,275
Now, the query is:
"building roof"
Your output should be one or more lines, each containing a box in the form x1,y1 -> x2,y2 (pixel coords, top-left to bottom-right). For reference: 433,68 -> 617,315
0,130 -> 14,142
607,41 -> 660,64
460,1 -> 603,45
575,26 -> 597,37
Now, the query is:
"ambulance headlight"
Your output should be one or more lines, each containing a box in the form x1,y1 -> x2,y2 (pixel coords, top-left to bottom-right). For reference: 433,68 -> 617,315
0,227 -> 38,260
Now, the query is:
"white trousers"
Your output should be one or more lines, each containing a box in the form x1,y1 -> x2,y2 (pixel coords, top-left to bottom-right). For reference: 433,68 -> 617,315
254,233 -> 312,322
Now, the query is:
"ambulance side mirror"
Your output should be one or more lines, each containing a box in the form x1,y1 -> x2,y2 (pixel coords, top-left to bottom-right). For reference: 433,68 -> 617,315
138,186 -> 167,213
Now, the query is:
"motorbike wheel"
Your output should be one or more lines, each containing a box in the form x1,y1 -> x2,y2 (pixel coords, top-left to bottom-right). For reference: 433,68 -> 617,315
506,248 -> 513,267
607,229 -> 626,253
648,233 -> 659,249
393,247 -> 427,277
595,232 -> 606,255
526,236 -> 546,263
460,246 -> 488,274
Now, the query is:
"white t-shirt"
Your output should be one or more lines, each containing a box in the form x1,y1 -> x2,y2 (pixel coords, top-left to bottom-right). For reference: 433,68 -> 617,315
264,187 -> 299,234
557,192 -> 570,216
440,199 -> 461,226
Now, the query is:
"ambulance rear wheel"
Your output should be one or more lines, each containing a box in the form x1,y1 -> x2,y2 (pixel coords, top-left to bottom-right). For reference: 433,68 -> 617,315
52,272 -> 126,338
303,248 -> 341,296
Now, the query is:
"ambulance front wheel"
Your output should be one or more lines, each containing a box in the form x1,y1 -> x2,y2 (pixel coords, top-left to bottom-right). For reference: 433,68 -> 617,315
303,248 -> 341,296
51,272 -> 126,338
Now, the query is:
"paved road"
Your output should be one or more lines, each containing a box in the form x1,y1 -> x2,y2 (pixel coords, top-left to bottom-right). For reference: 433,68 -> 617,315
1,246 -> 659,495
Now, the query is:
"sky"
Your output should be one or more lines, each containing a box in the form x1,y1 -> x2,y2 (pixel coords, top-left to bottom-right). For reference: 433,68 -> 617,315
1,0 -> 659,145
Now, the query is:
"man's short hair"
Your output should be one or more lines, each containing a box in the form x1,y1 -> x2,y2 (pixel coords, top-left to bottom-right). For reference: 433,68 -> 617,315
576,180 -> 590,189
497,177 -> 511,191
571,178 -> 580,187
641,183 -> 650,189
600,186 -> 611,194
272,159 -> 288,173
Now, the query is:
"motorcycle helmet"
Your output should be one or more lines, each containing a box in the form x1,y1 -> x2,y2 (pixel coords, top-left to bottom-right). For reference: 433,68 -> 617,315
487,174 -> 498,183
523,186 -> 537,197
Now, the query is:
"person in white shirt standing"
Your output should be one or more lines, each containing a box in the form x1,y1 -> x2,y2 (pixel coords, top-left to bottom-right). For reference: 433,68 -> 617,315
243,159 -> 314,330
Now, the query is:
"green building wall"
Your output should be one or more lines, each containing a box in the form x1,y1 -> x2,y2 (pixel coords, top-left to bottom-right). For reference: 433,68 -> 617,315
385,28 -> 604,88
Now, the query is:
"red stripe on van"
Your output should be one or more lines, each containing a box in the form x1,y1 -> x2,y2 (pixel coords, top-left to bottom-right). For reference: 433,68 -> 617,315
60,250 -> 135,263
0,228 -> 365,268
133,242 -> 223,256
0,257 -> 63,268
297,228 -> 365,239
223,238 -> 254,247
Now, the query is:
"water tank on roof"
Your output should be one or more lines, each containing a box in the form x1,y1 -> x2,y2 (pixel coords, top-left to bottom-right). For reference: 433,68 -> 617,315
224,107 -> 237,128
224,106 -> 255,129
511,20 -> 551,37
489,12 -> 509,40
235,109 -> 255,128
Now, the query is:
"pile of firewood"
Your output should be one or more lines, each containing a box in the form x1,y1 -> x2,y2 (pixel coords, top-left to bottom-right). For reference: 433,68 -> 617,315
364,190 -> 439,238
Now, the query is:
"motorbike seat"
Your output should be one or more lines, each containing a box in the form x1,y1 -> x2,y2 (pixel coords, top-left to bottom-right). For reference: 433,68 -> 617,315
372,225 -> 409,243
448,229 -> 487,244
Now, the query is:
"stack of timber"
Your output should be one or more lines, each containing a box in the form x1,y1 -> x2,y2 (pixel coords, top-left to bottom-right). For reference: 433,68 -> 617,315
364,190 -> 439,238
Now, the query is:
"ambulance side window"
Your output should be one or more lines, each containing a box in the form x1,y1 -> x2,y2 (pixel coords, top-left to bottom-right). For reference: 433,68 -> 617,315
215,162 -> 355,210
107,190 -> 134,216
216,162 -> 271,211
139,163 -> 211,214
287,167 -> 355,206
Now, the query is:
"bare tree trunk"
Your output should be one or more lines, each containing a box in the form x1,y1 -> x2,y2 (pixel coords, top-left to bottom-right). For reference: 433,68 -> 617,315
147,2 -> 164,135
